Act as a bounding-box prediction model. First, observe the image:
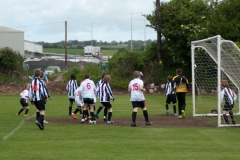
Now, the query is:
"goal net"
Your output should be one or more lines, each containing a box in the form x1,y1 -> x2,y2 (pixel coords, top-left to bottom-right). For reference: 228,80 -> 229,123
191,35 -> 240,127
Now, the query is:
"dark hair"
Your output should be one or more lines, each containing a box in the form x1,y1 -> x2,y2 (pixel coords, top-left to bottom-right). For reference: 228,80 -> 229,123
167,75 -> 172,82
101,72 -> 107,79
133,71 -> 140,78
176,68 -> 182,76
71,74 -> 76,80
34,69 -> 41,77
84,73 -> 90,79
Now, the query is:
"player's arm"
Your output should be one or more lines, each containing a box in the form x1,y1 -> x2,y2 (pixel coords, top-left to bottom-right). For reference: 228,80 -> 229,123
139,85 -> 146,92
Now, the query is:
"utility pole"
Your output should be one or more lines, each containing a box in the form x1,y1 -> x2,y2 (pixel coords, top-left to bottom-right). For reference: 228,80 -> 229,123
65,21 -> 68,70
156,0 -> 162,64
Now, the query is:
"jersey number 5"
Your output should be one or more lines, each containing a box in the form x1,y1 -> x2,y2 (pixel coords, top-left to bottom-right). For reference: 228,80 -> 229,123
132,83 -> 138,91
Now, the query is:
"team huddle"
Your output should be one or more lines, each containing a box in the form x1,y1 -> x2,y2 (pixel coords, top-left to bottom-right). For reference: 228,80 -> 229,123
15,68 -> 236,130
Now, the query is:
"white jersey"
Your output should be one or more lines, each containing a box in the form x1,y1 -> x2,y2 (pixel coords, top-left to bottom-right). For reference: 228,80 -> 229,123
128,78 -> 145,101
20,89 -> 29,100
79,78 -> 96,99
74,87 -> 84,107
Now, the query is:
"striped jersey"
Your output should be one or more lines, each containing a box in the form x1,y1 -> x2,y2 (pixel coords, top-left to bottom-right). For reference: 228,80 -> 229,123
96,79 -> 104,99
220,87 -> 237,105
79,78 -> 96,99
128,78 -> 145,101
96,82 -> 114,102
66,79 -> 78,99
29,78 -> 50,102
20,89 -> 29,100
165,81 -> 176,96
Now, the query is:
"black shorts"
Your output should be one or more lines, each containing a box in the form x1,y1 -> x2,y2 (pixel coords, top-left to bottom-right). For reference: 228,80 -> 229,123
83,98 -> 94,105
131,101 -> 145,109
101,102 -> 112,109
223,104 -> 234,111
69,98 -> 75,102
34,100 -> 45,111
20,98 -> 29,107
166,94 -> 177,104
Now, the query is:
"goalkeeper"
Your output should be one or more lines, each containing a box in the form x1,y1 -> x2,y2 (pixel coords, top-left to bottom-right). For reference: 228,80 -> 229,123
173,68 -> 189,119
221,80 -> 237,124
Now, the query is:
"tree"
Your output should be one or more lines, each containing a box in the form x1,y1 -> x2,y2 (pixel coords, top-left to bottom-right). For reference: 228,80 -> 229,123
0,47 -> 25,76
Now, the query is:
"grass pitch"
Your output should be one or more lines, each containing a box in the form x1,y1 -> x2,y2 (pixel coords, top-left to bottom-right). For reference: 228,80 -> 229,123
0,94 -> 240,160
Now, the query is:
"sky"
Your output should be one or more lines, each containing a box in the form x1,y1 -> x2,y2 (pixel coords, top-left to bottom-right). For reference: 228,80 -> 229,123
0,0 -> 170,43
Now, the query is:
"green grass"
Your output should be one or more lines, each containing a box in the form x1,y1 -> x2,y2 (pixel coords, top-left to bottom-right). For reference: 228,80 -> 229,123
0,94 -> 240,160
43,48 -> 117,56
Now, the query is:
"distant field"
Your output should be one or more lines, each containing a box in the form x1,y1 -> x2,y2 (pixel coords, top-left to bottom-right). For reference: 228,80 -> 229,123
43,48 -> 118,56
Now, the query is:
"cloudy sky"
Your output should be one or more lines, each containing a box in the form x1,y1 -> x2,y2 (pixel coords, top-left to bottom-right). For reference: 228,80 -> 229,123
0,0 -> 170,43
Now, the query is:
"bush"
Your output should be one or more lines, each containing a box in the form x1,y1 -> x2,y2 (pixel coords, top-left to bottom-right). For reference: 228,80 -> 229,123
0,47 -> 28,84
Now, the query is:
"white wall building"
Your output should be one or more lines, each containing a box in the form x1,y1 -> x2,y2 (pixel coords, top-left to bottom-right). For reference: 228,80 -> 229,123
24,40 -> 43,58
0,26 -> 24,56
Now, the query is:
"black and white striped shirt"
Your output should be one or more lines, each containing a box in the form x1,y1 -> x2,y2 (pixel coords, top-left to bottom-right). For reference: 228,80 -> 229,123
96,79 -> 104,99
66,79 -> 78,99
97,82 -> 114,102
221,87 -> 237,105
165,81 -> 176,96
29,78 -> 50,102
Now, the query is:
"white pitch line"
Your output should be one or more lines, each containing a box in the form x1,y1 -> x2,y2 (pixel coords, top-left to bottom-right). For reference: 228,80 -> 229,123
2,114 -> 35,141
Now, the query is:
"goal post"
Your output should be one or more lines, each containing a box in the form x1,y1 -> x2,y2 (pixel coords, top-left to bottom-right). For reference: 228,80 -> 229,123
191,35 -> 240,127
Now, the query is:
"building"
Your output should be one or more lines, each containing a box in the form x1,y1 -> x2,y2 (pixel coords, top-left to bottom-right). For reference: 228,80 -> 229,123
24,40 -> 43,58
0,26 -> 24,55
0,26 -> 43,58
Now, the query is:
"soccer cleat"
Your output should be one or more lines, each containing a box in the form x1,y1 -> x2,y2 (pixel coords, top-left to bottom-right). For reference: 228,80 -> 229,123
232,120 -> 236,124
178,115 -> 182,119
146,122 -> 152,126
24,114 -> 29,117
89,120 -> 97,124
36,121 -> 44,130
107,121 -> 114,124
174,113 -> 179,116
166,110 -> 169,115
95,112 -> 99,119
16,113 -> 19,116
103,116 -> 107,121
72,113 -> 77,119
181,110 -> 185,118
131,122 -> 138,127
81,118 -> 85,123
43,120 -> 48,123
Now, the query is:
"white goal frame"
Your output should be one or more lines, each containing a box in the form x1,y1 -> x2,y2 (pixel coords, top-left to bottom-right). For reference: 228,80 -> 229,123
191,35 -> 240,127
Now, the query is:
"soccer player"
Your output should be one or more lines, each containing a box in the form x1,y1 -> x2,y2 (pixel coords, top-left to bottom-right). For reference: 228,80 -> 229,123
221,80 -> 237,124
172,68 -> 189,119
16,83 -> 30,116
31,68 -> 49,84
79,73 -> 97,124
39,71 -> 51,123
29,69 -> 50,130
66,74 -> 78,116
96,75 -> 115,123
128,71 -> 152,127
72,80 -> 84,119
164,75 -> 178,116
95,71 -> 108,120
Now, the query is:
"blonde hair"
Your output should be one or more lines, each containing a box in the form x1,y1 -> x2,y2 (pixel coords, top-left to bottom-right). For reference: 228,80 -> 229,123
25,83 -> 29,89
103,75 -> 111,83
